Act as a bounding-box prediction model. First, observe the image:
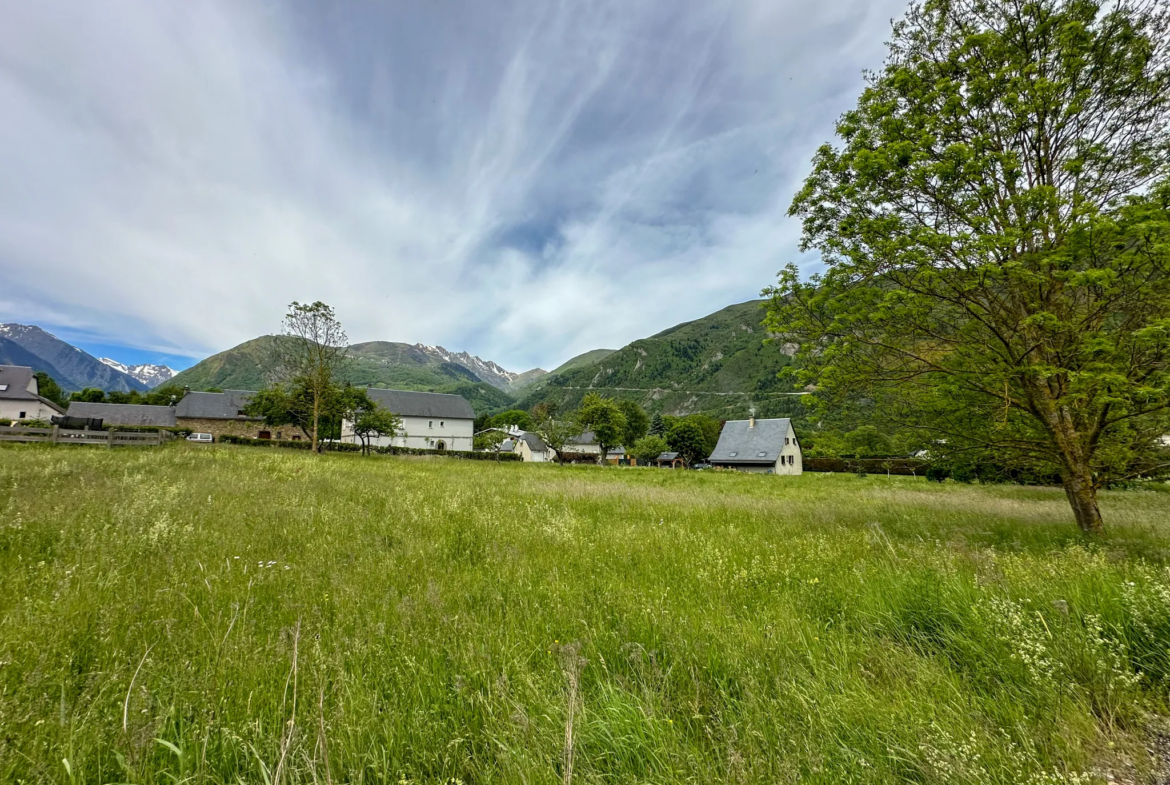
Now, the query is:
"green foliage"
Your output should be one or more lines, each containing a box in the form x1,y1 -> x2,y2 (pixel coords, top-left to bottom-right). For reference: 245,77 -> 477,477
517,300 -> 800,419
666,420 -> 708,465
576,393 -> 628,460
69,388 -> 106,403
843,426 -> 895,459
648,412 -> 665,437
629,435 -> 669,464
33,372 -> 67,408
491,409 -> 533,431
769,0 -> 1170,533
532,405 -> 579,465
663,413 -> 722,458
3,447 -> 1170,782
617,399 -> 649,446
349,399 -> 403,456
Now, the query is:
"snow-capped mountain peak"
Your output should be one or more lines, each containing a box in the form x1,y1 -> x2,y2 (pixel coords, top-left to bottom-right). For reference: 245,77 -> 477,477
99,358 -> 176,388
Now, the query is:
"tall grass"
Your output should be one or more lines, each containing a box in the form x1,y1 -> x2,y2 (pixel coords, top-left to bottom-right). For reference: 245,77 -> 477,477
1,444 -> 1169,783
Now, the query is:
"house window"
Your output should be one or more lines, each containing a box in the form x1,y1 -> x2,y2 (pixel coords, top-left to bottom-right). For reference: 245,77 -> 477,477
729,451 -> 738,457
258,430 -> 272,440
440,421 -> 444,427
0,384 -> 7,391
19,411 -> 26,419
429,421 -> 433,428
758,452 -> 768,458
276,431 -> 282,440
785,437 -> 790,444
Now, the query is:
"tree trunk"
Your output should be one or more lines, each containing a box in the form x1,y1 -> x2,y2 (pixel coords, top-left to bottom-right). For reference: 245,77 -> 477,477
312,392 -> 320,454
1061,466 -> 1104,535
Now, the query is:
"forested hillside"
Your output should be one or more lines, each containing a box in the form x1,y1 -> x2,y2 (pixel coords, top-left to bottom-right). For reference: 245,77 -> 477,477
517,300 -> 805,418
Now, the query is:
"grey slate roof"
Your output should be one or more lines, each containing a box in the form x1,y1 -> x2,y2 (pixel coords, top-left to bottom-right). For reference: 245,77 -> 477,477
175,390 -> 257,420
365,388 -> 475,419
520,432 -> 548,452
568,430 -> 596,445
67,401 -> 177,427
708,418 -> 795,464
0,365 -> 36,400
657,451 -> 680,461
498,438 -> 517,452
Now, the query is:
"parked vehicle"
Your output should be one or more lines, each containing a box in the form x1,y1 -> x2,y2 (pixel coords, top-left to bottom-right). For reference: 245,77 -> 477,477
187,432 -> 214,443
691,463 -> 713,470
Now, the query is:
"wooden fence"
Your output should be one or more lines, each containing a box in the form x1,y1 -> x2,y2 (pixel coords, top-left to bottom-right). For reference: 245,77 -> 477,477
0,426 -> 176,447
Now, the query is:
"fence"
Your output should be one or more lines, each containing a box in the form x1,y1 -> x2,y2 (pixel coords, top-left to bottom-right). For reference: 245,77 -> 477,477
0,426 -> 176,447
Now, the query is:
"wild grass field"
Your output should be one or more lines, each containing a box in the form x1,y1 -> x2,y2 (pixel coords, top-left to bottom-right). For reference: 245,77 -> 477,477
2,445 -> 1170,784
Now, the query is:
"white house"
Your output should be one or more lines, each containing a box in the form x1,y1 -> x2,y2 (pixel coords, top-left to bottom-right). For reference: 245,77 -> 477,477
0,365 -> 65,422
516,432 -> 554,463
341,388 -> 475,451
708,417 -> 802,475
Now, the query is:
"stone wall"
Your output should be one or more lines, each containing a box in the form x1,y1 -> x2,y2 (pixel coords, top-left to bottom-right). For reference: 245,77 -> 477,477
176,417 -> 303,441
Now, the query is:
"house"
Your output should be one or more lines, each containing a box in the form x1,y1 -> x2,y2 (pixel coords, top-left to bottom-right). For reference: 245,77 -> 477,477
566,431 -> 603,455
708,417 -> 802,475
656,451 -> 685,469
0,365 -> 66,422
606,447 -> 630,466
341,388 -> 475,451
173,390 -> 280,439
516,432 -> 553,463
67,401 -> 176,428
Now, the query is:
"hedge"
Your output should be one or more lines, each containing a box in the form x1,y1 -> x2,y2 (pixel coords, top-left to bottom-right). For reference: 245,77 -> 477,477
804,457 -> 925,476
217,434 -> 522,461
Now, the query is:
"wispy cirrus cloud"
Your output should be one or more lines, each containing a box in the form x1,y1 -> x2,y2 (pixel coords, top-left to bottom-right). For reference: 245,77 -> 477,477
0,0 -> 906,370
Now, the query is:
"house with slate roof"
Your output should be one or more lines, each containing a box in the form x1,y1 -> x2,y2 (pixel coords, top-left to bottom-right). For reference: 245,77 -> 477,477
340,388 -> 475,451
708,417 -> 802,475
0,365 -> 66,422
516,432 -> 553,463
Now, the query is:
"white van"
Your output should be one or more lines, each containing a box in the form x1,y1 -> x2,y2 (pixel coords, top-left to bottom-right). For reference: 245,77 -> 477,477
186,432 -> 214,443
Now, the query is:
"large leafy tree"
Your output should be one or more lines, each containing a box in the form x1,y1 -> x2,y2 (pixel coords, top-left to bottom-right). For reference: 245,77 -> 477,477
272,301 -> 349,452
576,393 -> 628,464
666,421 -> 708,466
348,395 -> 403,455
617,400 -> 650,446
768,0 -> 1170,533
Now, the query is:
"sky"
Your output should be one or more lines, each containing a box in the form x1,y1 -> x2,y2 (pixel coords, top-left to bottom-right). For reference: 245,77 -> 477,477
0,0 -> 908,372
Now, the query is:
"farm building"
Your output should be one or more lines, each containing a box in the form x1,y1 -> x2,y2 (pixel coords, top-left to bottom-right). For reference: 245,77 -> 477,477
708,417 -> 802,475
516,432 -> 553,462
341,389 -> 475,451
0,365 -> 65,422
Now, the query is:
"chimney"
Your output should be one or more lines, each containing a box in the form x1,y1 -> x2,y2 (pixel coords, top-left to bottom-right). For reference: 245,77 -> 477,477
749,416 -> 755,429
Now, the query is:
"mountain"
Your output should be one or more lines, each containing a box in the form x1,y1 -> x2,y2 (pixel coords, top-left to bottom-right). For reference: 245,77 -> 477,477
0,324 -> 148,392
168,336 -> 517,415
99,358 -> 176,388
516,300 -> 804,419
506,367 -> 549,393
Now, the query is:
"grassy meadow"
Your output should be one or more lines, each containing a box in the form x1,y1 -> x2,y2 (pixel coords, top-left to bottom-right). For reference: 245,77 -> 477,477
2,445 -> 1170,784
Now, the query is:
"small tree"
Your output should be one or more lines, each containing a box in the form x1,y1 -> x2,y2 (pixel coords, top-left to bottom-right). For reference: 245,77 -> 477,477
667,421 -> 708,466
273,301 -> 349,453
346,402 -> 402,458
630,435 -> 669,465
534,406 -> 578,466
479,429 -> 510,462
576,393 -> 628,465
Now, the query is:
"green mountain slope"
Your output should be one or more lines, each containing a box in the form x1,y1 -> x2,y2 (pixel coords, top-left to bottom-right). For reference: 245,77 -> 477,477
551,348 -> 617,375
516,300 -> 804,418
169,336 -> 515,415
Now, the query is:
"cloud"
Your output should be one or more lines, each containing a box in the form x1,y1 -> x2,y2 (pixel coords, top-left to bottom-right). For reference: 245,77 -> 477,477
0,0 -> 907,370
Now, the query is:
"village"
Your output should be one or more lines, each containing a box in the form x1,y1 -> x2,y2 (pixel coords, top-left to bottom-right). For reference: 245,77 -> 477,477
0,361 -> 805,474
